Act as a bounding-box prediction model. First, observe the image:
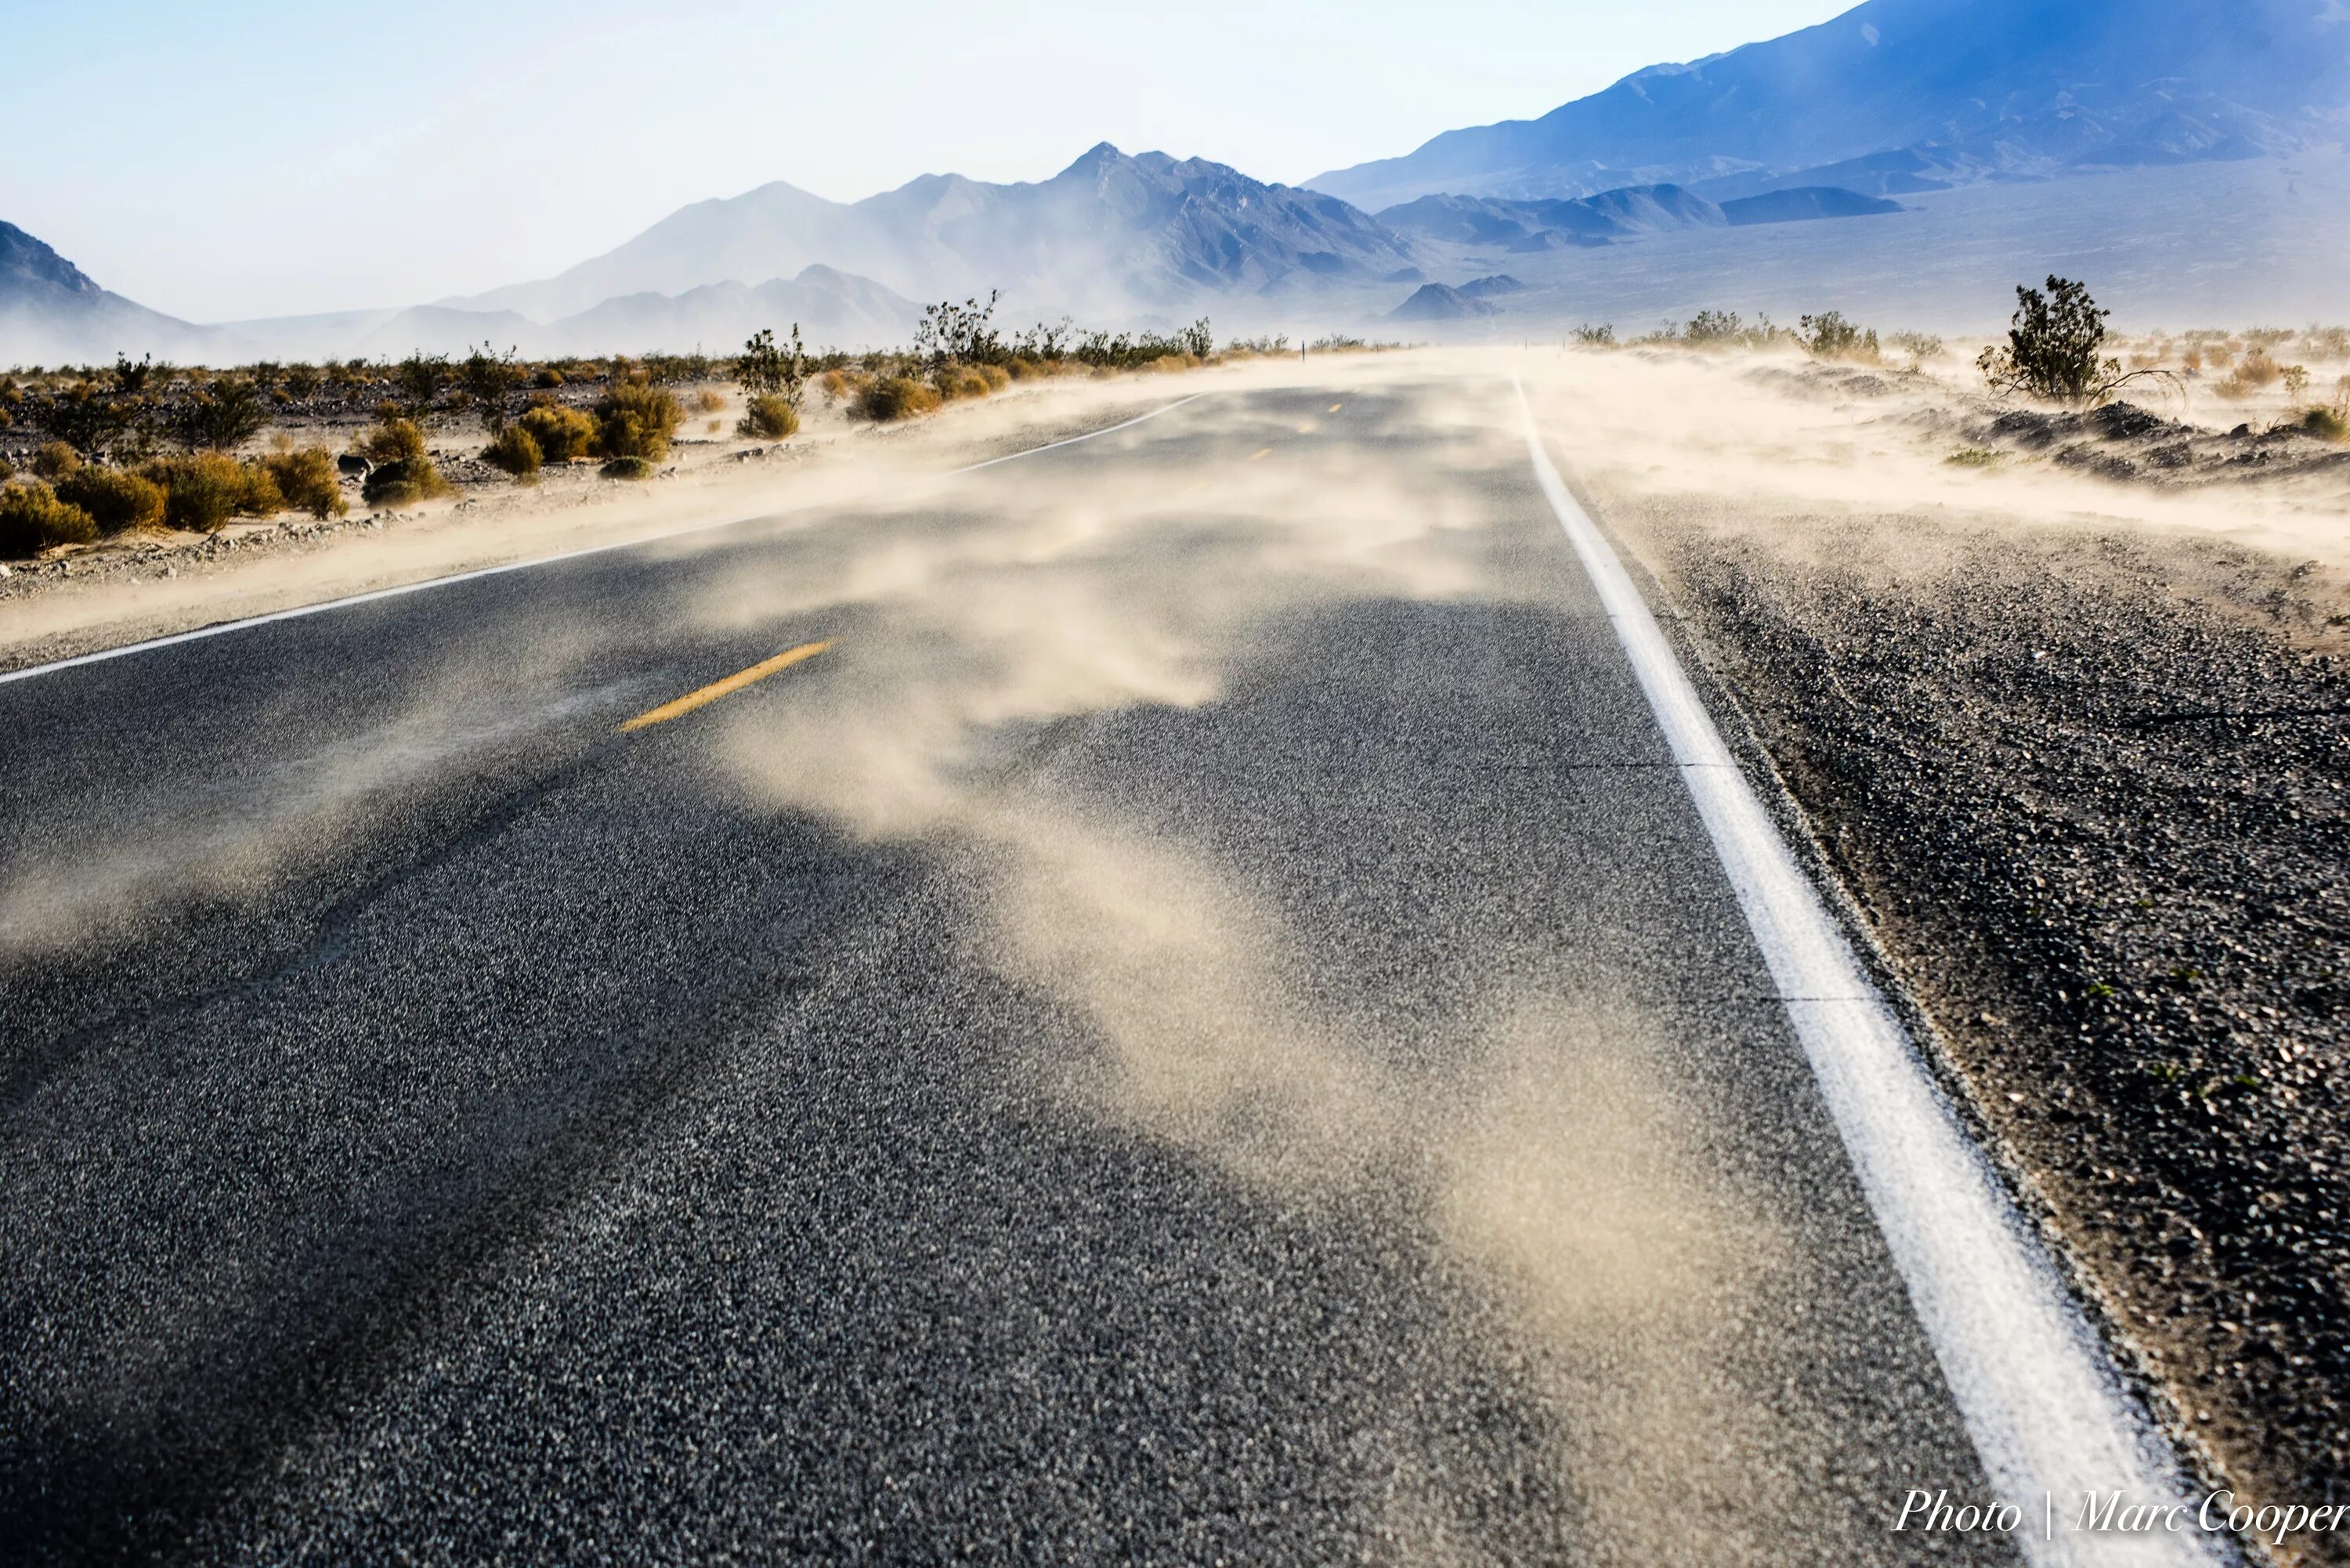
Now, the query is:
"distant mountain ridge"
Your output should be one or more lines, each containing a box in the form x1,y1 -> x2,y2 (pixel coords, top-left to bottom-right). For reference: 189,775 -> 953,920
1376,184 -> 1904,251
446,144 -> 1420,324
0,221 -> 201,363
1308,0 -> 2350,209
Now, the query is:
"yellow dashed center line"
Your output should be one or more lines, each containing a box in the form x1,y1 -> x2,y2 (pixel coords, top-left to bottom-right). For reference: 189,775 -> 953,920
1249,446 -> 1272,461
1328,403 -> 1343,412
619,640 -> 834,732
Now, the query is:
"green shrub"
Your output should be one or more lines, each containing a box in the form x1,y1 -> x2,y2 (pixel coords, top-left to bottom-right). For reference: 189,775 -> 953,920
1799,312 -> 1880,363
356,418 -> 427,465
139,452 -> 250,532
32,441 -> 81,479
736,393 -> 799,439
599,455 -> 654,480
483,424 -> 544,477
168,378 -> 269,452
55,466 -> 168,535
595,382 -> 681,461
2302,407 -> 2350,443
1974,276 -> 2167,405
852,376 -> 942,421
0,482 -> 98,556
262,446 -> 348,518
1945,447 -> 2001,467
518,403 -> 597,462
362,457 -> 452,506
533,367 -> 565,388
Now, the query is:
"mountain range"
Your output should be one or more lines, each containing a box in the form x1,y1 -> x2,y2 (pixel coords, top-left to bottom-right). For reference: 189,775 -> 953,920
4,0 -> 2345,363
1308,0 -> 2350,210
445,144 -> 1420,325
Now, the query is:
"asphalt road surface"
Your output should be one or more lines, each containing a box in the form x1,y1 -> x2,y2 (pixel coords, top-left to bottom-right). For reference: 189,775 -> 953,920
4,381 -> 2064,1563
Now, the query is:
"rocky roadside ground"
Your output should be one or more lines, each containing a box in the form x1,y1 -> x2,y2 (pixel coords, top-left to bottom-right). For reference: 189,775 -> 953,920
1607,488 -> 2348,1559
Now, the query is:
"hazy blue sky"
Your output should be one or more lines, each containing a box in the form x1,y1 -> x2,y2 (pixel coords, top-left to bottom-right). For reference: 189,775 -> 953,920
13,1 -> 1848,322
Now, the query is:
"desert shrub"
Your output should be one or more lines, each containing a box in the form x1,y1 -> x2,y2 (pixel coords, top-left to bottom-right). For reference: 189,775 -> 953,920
262,446 -> 348,518
0,457 -> 12,483
1888,331 -> 1944,367
818,368 -> 866,403
55,465 -> 167,534
594,381 -> 680,461
737,393 -> 799,439
534,367 -> 565,388
935,364 -> 994,400
694,388 -> 727,415
852,376 -> 942,421
237,459 -> 284,516
283,362 -> 322,399
1978,276 -> 2172,405
2301,407 -> 2349,443
913,292 -> 1007,367
482,424 -> 543,478
139,452 -> 251,532
461,342 -> 521,434
2236,349 -> 2283,388
32,440 -> 81,479
0,482 -> 98,556
735,325 -> 807,412
1945,447 -> 2000,467
362,457 -> 452,505
1570,323 -> 1616,346
1801,313 -> 1879,361
356,418 -> 427,465
2283,364 -> 2312,397
518,403 -> 598,462
599,455 -> 654,480
390,352 -> 449,422
168,378 -> 268,451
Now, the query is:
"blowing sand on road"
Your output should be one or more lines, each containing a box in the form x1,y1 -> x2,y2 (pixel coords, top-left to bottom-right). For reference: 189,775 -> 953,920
8,335 -> 2343,1564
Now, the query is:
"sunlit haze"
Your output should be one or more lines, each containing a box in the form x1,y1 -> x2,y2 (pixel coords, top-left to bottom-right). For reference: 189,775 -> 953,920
13,0 -> 1846,321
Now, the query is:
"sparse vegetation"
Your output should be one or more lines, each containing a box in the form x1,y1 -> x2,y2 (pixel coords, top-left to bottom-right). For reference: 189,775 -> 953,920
518,403 -> 598,463
599,455 -> 654,481
481,424 -> 544,478
54,465 -> 167,534
1945,447 -> 2001,467
1569,323 -> 1616,346
361,456 -> 452,506
2301,406 -> 2349,443
168,378 -> 269,451
737,394 -> 798,439
0,482 -> 98,556
1978,276 -> 2174,406
1888,331 -> 1945,370
355,418 -> 428,466
261,446 -> 348,518
1799,312 -> 1881,363
594,381 -> 682,462
138,453 -> 256,532
31,441 -> 81,479
852,376 -> 944,422
461,343 -> 521,435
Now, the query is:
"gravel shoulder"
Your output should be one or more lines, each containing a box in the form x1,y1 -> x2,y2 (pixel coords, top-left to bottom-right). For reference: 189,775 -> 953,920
1528,349 -> 2350,1560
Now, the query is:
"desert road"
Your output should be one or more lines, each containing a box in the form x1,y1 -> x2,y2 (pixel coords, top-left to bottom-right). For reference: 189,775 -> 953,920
0,380 -> 2211,1564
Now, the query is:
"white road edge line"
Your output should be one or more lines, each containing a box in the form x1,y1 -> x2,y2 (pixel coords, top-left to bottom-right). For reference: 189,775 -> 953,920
1515,377 -> 2222,1568
0,391 -> 1212,688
